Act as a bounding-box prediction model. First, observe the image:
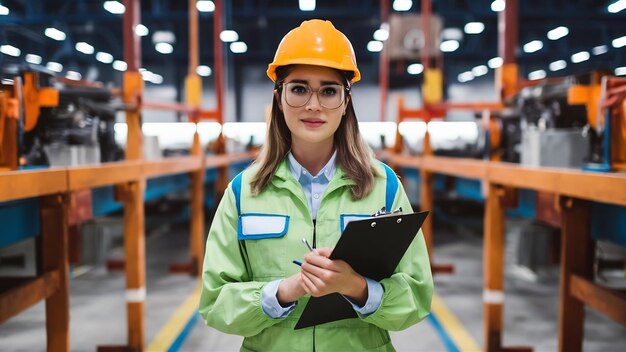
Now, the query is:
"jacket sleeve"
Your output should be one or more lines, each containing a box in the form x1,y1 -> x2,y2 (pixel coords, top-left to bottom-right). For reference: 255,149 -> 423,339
198,183 -> 283,337
362,178 -> 434,331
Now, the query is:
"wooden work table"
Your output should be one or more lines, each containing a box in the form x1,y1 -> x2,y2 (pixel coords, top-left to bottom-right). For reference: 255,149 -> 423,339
0,152 -> 253,351
384,151 -> 626,352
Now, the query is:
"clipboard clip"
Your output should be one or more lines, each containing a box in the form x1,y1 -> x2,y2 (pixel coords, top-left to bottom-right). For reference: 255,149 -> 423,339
370,206 -> 403,217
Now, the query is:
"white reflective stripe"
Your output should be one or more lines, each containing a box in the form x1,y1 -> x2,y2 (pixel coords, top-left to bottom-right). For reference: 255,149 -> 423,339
126,288 -> 146,302
241,215 -> 287,236
483,289 -> 504,304
341,215 -> 370,231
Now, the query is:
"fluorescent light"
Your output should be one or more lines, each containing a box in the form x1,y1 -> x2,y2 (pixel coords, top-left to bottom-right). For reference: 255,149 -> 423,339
608,0 -> 626,13
219,30 -> 239,43
96,52 -> 114,63
393,0 -> 412,11
440,40 -> 460,52
458,71 -> 474,83
592,45 -> 608,55
615,67 -> 626,76
367,40 -> 383,52
230,42 -> 247,54
155,42 -> 174,54
103,1 -> 125,14
523,40 -> 543,53
0,4 -> 9,15
46,62 -> 63,72
299,0 -> 315,11
373,29 -> 389,41
612,35 -> 626,48
140,70 -> 154,82
113,60 -> 127,71
547,26 -> 569,40
491,0 -> 505,12
571,51 -> 590,63
45,27 -> 66,41
472,65 -> 488,77
528,70 -> 546,80
66,71 -> 82,80
135,24 -> 149,37
196,0 -> 215,12
0,45 -> 20,57
441,28 -> 463,41
196,65 -> 212,77
152,31 -> 175,44
488,57 -> 503,68
549,60 -> 567,71
407,63 -> 424,75
25,54 -> 42,64
464,22 -> 484,34
149,74 -> 163,84
75,42 -> 94,54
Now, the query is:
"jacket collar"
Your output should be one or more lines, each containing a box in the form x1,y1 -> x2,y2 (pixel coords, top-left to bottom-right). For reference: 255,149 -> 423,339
272,157 -> 355,191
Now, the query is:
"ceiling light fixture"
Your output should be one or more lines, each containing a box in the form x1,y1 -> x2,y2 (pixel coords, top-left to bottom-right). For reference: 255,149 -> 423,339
196,65 -> 212,77
488,57 -> 503,68
96,52 -> 114,63
549,60 -> 567,71
299,0 -> 315,11
103,1 -> 125,14
45,27 -> 66,41
608,0 -> 626,13
393,0 -> 412,12
196,0 -> 215,12
113,60 -> 128,71
75,42 -> 95,55
135,24 -> 149,37
230,42 -> 247,53
547,26 -> 569,40
220,30 -> 239,43
46,62 -> 63,73
523,40 -> 543,53
491,0 -> 505,12
528,70 -> 546,80
155,42 -> 174,54
407,63 -> 424,75
464,22 -> 485,34
0,4 -> 9,15
440,40 -> 460,52
571,51 -> 590,63
0,45 -> 20,57
25,54 -> 42,64
612,35 -> 626,48
592,45 -> 608,55
367,41 -> 383,52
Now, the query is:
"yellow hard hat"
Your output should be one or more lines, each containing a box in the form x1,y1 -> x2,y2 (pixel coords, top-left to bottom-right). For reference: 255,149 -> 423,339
267,19 -> 361,83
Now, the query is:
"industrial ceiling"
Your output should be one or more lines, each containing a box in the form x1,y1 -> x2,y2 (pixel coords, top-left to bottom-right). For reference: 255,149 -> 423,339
0,0 -> 625,89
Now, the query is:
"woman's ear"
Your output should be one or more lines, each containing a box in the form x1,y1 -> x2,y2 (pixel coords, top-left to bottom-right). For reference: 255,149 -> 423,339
274,89 -> 282,111
343,96 -> 351,116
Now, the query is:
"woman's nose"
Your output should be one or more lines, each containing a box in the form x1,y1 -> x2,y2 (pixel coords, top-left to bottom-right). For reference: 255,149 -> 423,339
305,92 -> 322,111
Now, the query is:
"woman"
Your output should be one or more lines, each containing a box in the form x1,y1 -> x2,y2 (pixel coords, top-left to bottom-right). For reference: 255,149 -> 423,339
199,19 -> 433,351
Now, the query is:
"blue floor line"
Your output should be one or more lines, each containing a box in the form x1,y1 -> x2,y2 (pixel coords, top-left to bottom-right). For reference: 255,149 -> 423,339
427,313 -> 460,352
167,312 -> 200,352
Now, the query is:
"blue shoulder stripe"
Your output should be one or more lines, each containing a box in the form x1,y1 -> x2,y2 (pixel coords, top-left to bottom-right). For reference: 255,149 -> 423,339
232,171 -> 244,216
381,162 -> 398,212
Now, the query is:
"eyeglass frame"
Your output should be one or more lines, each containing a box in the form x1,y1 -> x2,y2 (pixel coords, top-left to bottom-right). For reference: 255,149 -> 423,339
277,81 -> 351,110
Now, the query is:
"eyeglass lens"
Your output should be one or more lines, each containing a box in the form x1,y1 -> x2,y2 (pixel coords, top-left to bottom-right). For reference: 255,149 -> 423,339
283,82 -> 345,109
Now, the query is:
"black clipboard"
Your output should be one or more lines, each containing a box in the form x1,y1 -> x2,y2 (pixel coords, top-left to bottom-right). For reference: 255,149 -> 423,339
294,210 -> 429,330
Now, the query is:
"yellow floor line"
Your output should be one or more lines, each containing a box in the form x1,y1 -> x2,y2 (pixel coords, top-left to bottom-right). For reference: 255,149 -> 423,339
431,293 -> 482,352
147,284 -> 201,352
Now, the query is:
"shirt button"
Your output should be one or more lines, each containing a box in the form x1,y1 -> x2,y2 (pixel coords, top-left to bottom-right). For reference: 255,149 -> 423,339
313,193 -> 319,199
302,170 -> 307,175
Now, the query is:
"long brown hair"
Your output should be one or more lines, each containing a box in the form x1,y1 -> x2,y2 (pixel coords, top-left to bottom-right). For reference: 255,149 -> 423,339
251,65 -> 376,199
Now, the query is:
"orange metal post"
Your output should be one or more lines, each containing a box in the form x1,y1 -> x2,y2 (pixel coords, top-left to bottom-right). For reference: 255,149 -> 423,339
558,197 -> 592,352
121,0 -> 146,350
40,194 -> 70,352
483,184 -> 506,352
497,0 -> 519,100
188,0 -> 206,277
379,0 -> 389,122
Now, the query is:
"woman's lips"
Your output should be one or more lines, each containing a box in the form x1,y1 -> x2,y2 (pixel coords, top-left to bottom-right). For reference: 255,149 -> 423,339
301,119 -> 325,128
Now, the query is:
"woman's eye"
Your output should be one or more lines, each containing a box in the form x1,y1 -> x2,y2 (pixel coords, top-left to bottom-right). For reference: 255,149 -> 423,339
320,86 -> 338,96
291,85 -> 308,94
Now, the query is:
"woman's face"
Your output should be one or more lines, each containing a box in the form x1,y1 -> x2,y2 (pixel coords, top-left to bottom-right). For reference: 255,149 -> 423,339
277,65 -> 348,150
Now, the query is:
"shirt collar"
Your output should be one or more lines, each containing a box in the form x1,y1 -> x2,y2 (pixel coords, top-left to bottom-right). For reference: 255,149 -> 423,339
287,150 -> 337,182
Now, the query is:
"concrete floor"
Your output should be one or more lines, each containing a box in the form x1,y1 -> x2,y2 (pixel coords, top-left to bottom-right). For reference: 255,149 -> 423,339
1,215 -> 625,351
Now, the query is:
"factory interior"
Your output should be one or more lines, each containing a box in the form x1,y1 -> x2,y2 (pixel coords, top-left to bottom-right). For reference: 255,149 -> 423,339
1,0 -> 626,351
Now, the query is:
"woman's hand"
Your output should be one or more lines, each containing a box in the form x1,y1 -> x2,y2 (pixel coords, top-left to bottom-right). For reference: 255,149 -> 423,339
300,247 -> 368,306
276,273 -> 307,306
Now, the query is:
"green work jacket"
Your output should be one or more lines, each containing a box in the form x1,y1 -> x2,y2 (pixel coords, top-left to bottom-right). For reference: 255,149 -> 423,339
199,158 -> 433,351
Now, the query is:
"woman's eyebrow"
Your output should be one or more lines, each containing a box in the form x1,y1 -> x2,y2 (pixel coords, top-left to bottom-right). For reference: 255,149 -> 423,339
287,79 -> 342,85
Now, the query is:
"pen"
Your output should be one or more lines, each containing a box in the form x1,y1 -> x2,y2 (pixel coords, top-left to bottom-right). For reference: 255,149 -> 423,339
292,260 -> 302,266
302,238 -> 313,252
